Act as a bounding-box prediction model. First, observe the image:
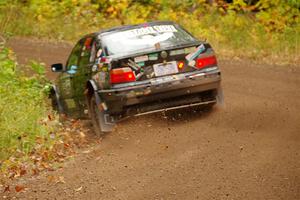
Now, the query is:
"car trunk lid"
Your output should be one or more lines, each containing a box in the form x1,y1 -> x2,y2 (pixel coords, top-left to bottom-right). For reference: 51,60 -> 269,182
109,43 -> 216,83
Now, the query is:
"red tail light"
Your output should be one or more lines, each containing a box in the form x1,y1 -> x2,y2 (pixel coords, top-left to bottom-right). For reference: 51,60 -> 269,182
196,56 -> 217,69
110,67 -> 136,84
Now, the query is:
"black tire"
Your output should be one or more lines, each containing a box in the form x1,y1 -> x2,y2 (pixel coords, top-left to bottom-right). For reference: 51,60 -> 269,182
50,94 -> 59,112
50,93 -> 68,121
49,87 -> 65,113
89,95 -> 103,136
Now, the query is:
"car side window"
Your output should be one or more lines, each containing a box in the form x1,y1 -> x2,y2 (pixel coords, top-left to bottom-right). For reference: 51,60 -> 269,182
90,40 -> 98,63
66,40 -> 83,71
78,37 -> 94,67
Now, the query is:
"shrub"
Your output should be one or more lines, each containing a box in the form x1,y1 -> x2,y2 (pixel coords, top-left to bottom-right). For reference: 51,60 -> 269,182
0,43 -> 54,161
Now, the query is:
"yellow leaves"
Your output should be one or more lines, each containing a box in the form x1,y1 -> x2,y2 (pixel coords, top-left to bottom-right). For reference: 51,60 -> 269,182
234,16 -> 247,27
47,175 -> 65,184
102,0 -> 130,19
37,14 -> 43,22
168,11 -> 179,21
7,49 -> 15,61
106,6 -> 115,13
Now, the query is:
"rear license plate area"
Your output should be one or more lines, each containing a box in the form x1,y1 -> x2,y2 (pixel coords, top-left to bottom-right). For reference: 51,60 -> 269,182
153,61 -> 178,77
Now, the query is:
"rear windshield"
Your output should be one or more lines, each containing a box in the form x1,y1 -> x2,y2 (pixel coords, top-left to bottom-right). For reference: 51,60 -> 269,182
101,24 -> 197,57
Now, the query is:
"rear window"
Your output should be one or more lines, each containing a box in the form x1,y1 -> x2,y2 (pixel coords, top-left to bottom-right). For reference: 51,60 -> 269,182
101,24 -> 197,57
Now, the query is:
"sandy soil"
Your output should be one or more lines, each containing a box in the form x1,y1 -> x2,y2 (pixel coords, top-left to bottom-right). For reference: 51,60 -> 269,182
4,37 -> 300,200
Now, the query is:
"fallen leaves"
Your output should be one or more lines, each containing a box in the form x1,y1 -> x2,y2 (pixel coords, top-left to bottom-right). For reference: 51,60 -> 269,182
3,185 -> 25,193
6,165 -> 27,179
15,185 -> 25,192
0,118 -> 93,192
74,186 -> 82,192
20,168 -> 27,176
3,186 -> 10,193
47,175 -> 65,184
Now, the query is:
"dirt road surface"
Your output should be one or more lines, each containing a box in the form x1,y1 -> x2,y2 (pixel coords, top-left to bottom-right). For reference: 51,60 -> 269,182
5,37 -> 300,200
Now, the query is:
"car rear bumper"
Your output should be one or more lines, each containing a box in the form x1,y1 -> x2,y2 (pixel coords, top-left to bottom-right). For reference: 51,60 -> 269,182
97,67 -> 221,118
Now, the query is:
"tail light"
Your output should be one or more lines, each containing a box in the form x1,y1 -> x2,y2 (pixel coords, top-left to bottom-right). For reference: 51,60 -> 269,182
110,67 -> 136,84
196,56 -> 217,69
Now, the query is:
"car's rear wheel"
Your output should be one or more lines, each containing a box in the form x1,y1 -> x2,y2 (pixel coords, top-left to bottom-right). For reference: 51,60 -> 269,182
89,95 -> 104,136
88,94 -> 115,136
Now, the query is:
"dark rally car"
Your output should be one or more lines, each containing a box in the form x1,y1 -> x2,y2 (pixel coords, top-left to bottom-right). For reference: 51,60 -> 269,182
50,21 -> 223,135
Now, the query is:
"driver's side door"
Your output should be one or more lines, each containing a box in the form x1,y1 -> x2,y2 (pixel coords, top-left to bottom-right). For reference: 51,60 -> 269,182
57,39 -> 84,115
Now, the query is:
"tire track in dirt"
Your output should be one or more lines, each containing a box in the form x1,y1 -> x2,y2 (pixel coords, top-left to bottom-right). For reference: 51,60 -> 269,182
6,37 -> 300,200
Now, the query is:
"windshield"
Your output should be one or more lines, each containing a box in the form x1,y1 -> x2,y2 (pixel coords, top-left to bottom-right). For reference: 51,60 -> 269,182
101,24 -> 197,57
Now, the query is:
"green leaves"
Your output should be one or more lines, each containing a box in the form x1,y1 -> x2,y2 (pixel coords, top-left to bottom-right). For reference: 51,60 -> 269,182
0,46 -> 52,161
30,60 -> 45,76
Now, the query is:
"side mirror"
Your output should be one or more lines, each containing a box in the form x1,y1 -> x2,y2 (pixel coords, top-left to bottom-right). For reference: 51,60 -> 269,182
51,63 -> 64,72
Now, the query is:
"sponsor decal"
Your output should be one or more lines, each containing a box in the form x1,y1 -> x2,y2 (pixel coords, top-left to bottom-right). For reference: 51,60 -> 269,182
128,59 -> 140,71
188,60 -> 196,67
92,64 -> 98,72
93,72 -> 107,88
185,44 -> 206,62
185,47 -> 196,54
95,57 -> 100,64
123,25 -> 178,37
101,66 -> 108,72
134,55 -> 148,63
149,53 -> 158,60
84,37 -> 93,49
96,49 -> 103,58
170,49 -> 185,56
135,71 -> 144,80
160,51 -> 168,59
137,62 -> 145,67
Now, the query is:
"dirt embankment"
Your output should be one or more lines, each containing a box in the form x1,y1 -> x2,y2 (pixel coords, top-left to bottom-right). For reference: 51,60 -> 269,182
4,37 -> 300,200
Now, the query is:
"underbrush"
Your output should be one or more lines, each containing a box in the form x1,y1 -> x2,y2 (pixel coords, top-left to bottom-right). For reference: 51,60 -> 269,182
0,44 -> 92,184
0,43 -> 55,163
0,1 -> 299,65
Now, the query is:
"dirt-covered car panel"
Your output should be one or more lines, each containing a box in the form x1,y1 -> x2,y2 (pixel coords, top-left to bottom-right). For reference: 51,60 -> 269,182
98,69 -> 221,116
51,21 -> 223,133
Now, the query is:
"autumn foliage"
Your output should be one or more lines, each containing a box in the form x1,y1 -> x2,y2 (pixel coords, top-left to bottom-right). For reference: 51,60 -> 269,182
0,0 -> 299,65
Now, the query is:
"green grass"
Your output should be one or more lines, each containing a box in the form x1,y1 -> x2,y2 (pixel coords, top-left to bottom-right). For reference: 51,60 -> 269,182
0,45 -> 55,161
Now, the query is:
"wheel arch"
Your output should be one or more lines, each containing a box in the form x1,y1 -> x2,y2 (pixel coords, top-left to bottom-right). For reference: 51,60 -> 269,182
85,80 -> 98,99
49,84 -> 64,113
85,80 -> 100,113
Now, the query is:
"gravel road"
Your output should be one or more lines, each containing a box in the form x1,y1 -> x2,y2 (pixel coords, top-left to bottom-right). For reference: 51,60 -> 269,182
6,37 -> 300,200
